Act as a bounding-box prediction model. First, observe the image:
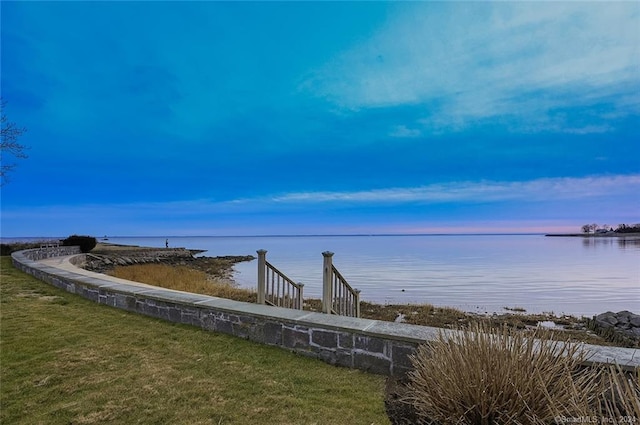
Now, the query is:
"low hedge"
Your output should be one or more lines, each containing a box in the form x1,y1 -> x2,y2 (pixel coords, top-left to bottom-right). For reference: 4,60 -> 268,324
61,235 -> 97,253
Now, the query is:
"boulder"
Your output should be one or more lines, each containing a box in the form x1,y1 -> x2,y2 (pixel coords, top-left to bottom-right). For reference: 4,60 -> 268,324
595,312 -> 618,328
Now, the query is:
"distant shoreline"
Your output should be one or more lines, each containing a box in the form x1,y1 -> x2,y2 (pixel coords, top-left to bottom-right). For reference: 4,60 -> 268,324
545,232 -> 640,238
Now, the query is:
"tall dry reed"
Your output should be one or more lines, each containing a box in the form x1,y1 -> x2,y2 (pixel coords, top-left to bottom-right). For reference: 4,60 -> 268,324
110,264 -> 257,302
562,364 -> 640,421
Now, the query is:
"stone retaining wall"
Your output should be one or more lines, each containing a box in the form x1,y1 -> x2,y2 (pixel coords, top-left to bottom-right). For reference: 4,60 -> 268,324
11,248 -> 639,375
22,245 -> 81,261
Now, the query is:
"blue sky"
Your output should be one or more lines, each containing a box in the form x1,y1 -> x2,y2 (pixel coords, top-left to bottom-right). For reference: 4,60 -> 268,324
1,1 -> 638,237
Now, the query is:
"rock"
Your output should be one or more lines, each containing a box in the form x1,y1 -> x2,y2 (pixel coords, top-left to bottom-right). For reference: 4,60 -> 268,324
616,315 -> 630,325
590,310 -> 640,347
595,312 -> 618,328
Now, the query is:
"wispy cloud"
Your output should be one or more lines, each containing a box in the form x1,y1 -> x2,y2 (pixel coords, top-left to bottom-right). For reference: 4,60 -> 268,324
269,175 -> 640,205
305,2 -> 640,132
388,124 -> 422,138
5,175 -> 637,222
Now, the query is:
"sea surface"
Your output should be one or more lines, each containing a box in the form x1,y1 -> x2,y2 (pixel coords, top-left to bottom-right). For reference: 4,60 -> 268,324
6,234 -> 639,317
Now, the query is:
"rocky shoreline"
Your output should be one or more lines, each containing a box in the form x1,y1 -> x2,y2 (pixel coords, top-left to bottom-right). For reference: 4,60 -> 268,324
85,243 -> 255,282
586,311 -> 640,347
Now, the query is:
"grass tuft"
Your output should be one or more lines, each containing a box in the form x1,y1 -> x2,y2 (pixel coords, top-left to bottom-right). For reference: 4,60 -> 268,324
406,322 -> 620,424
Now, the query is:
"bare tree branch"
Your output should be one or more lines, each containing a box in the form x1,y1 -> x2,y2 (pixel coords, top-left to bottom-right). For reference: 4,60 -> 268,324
1,99 -> 29,185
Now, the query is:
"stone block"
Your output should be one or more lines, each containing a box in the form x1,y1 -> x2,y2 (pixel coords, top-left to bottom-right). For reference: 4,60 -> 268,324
334,349 -> 354,369
143,302 -> 160,317
83,288 -> 99,302
167,307 -> 182,323
311,330 -> 338,348
247,322 -> 265,343
201,313 -> 217,331
391,343 -> 417,367
114,293 -> 136,311
156,306 -> 170,321
282,326 -> 310,350
353,352 -> 391,375
223,313 -> 241,324
215,319 -> 234,335
338,332 -> 353,349
232,321 -> 254,339
263,321 -> 283,345
391,343 -> 418,376
101,294 -> 115,307
181,307 -> 201,327
355,335 -> 386,354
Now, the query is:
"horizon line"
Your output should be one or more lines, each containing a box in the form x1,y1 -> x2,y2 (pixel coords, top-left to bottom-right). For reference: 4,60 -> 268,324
2,232 -> 553,241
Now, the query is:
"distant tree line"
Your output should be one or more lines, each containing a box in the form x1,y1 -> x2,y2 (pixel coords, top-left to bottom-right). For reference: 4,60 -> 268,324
581,223 -> 640,234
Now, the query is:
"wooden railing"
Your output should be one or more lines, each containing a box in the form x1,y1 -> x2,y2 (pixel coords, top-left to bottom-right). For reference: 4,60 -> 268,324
322,252 -> 361,318
256,249 -> 361,317
257,250 -> 304,310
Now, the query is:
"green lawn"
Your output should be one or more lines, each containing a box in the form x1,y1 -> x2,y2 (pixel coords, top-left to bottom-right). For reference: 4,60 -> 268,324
0,257 -> 389,425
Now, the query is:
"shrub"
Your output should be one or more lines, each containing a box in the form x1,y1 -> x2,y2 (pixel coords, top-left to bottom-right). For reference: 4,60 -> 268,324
406,322 -> 600,425
61,235 -> 97,253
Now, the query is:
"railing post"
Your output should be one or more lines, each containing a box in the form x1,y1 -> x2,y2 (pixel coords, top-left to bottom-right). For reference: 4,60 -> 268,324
322,251 -> 334,314
296,283 -> 304,310
257,249 -> 267,305
355,289 -> 361,318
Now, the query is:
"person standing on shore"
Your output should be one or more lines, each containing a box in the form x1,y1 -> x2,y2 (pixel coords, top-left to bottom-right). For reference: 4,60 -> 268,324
165,239 -> 169,248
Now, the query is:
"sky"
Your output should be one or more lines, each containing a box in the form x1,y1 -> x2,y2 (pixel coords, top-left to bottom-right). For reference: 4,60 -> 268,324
1,1 -> 639,237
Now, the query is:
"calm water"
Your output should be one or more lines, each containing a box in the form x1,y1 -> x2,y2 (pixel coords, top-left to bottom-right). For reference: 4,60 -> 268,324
7,234 -> 639,316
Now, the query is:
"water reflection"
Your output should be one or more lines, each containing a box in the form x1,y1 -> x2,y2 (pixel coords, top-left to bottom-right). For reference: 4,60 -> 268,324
581,236 -> 640,250
617,237 -> 640,249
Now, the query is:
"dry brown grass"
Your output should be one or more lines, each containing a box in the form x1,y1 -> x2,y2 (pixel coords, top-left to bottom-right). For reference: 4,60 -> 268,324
109,263 -> 257,303
564,364 -> 640,421
407,322 -> 608,425
601,365 -> 640,419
